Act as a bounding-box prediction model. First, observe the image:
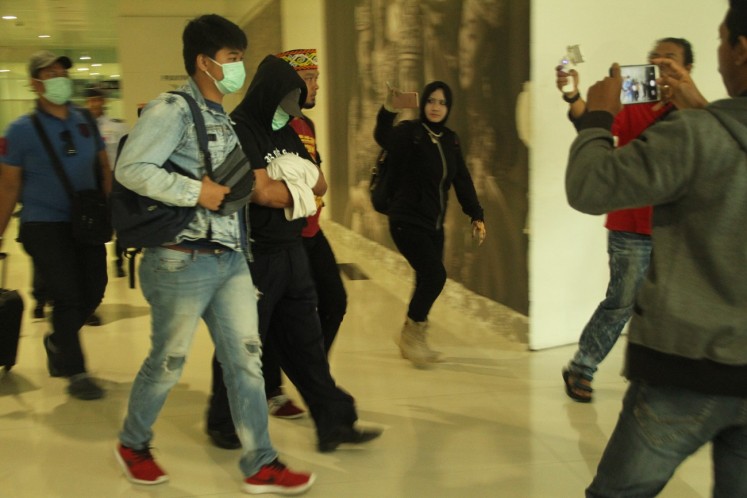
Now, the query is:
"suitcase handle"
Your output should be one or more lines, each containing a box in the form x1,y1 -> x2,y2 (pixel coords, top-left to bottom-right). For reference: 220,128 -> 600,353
0,252 -> 7,289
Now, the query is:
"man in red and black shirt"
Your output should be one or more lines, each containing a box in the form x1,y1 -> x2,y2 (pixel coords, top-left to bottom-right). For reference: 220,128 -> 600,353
556,38 -> 694,403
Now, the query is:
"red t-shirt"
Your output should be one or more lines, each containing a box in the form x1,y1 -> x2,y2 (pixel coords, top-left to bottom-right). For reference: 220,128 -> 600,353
289,117 -> 322,237
605,103 -> 673,235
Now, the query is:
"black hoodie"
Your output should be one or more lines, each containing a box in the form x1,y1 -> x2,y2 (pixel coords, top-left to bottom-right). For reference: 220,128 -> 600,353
231,55 -> 311,252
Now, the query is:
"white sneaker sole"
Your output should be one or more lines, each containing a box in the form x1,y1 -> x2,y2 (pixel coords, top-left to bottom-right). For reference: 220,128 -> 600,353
243,473 -> 316,495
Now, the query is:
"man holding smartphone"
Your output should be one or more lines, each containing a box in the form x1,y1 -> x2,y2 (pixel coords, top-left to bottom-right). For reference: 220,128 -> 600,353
555,37 -> 694,403
566,1 -> 747,493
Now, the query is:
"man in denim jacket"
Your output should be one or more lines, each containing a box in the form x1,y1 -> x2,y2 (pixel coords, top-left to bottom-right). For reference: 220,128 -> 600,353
113,14 -> 314,496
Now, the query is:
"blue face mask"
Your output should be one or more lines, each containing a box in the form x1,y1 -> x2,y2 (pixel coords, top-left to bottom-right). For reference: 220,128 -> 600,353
272,107 -> 290,131
204,57 -> 246,95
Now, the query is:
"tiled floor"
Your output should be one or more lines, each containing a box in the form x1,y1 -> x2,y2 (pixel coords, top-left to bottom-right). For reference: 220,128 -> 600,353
0,220 -> 711,497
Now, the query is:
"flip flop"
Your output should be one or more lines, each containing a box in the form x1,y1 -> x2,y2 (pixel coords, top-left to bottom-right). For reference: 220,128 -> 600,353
562,368 -> 593,403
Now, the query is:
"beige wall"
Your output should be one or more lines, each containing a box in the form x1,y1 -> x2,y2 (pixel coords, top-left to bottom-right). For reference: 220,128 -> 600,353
529,0 -> 727,349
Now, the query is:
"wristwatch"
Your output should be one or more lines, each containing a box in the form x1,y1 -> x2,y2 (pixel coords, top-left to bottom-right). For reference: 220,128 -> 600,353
563,92 -> 581,104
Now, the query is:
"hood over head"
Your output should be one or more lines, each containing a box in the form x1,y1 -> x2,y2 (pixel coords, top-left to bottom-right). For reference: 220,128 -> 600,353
231,55 -> 307,131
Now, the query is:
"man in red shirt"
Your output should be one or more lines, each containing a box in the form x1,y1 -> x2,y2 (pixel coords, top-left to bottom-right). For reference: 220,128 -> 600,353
556,38 -> 694,402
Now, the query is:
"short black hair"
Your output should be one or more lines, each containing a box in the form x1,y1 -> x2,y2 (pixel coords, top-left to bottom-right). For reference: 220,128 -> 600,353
182,14 -> 248,75
85,87 -> 104,98
655,37 -> 694,67
726,0 -> 747,45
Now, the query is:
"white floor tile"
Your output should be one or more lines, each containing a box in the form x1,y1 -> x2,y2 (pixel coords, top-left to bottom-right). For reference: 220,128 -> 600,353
0,220 -> 712,497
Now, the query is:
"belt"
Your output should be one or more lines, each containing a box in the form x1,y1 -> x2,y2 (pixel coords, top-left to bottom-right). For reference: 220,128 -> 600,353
163,244 -> 228,255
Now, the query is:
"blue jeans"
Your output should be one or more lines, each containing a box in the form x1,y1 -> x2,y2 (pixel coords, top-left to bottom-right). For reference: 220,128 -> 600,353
570,231 -> 651,379
587,381 -> 747,497
119,247 -> 276,476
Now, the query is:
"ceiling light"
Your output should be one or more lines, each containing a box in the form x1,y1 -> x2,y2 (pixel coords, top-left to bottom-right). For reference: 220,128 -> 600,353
0,69 -> 10,73
77,67 -> 89,71
38,34 -> 50,38
80,56 -> 91,60
2,15 -> 17,20
110,74 -> 120,78
91,63 -> 102,67
90,72 -> 100,76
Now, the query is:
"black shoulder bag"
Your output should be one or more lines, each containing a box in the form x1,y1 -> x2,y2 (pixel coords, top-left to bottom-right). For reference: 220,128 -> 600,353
31,113 -> 113,245
111,91 -> 252,249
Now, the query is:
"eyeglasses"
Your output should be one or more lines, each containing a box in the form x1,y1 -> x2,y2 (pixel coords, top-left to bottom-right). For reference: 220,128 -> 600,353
59,130 -> 76,156
427,98 -> 447,106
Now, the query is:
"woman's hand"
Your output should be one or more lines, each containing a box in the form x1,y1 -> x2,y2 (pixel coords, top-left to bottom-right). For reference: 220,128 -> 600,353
472,220 -> 486,246
385,82 -> 401,112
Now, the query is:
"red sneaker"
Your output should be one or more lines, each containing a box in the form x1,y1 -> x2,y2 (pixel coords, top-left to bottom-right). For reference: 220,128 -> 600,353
243,459 -> 315,495
268,394 -> 305,419
115,443 -> 168,485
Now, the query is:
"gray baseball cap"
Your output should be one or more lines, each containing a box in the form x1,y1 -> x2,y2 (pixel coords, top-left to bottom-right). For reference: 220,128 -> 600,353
28,50 -> 72,78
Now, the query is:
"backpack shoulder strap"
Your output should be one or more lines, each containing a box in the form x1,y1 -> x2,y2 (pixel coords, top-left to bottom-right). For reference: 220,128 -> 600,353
168,91 -> 213,175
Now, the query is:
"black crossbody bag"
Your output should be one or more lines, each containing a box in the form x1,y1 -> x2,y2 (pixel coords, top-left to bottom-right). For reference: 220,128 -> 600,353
31,112 -> 112,245
111,91 -> 252,249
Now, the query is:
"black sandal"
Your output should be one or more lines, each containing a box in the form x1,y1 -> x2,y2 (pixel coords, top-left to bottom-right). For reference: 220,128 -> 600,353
562,368 -> 593,403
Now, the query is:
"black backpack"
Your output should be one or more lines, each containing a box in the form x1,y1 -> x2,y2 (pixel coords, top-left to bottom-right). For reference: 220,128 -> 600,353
369,122 -> 424,214
112,91 -> 253,287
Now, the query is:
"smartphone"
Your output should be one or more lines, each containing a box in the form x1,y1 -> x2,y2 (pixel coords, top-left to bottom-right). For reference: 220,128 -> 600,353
391,91 -> 419,109
619,64 -> 659,104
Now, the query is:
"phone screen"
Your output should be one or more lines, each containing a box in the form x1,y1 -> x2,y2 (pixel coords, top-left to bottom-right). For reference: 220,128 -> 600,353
392,92 -> 419,109
620,64 -> 659,104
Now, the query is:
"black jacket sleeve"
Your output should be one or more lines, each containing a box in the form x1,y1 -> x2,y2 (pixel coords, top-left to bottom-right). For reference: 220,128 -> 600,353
451,133 -> 484,222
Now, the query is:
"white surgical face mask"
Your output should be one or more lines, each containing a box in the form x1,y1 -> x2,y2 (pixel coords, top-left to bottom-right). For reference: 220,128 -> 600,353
35,76 -> 73,105
204,57 -> 246,95
272,107 -> 290,131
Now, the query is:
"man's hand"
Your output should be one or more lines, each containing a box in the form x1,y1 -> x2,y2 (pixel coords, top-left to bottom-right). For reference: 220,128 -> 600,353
652,57 -> 708,110
556,64 -> 580,96
586,63 -> 623,116
197,175 -> 230,211
472,220 -> 486,246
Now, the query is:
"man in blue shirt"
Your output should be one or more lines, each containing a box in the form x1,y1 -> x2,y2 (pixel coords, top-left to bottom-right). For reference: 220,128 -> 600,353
0,50 -> 112,400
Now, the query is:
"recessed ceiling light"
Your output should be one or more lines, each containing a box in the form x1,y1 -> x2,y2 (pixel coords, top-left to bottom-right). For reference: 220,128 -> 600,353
91,63 -> 102,67
110,74 -> 120,78
38,34 -> 50,38
77,67 -> 89,72
0,69 -> 10,73
2,15 -> 18,20
90,72 -> 100,76
80,56 -> 91,60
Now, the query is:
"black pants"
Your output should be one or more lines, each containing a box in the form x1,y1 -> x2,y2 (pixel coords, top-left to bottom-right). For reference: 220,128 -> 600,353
263,229 -> 347,397
32,261 -> 49,305
208,243 -> 356,440
20,222 -> 107,376
389,220 -> 446,322
114,235 -> 125,269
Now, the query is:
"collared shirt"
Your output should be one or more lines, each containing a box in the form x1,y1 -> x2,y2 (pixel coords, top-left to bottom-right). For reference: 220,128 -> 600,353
0,103 -> 105,223
96,114 -> 128,167
115,78 -> 245,250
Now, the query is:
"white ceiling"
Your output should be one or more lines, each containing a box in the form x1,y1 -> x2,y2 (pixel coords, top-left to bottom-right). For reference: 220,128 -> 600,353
0,0 -> 267,66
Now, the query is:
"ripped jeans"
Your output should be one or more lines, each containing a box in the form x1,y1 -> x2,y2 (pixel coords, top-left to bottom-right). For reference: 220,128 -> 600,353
119,247 -> 276,477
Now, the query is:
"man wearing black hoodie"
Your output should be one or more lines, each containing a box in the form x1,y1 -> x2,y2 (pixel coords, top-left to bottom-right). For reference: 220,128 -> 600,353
206,55 -> 381,453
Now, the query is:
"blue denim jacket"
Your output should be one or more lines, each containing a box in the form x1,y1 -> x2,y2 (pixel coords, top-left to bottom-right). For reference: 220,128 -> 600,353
115,78 -> 245,250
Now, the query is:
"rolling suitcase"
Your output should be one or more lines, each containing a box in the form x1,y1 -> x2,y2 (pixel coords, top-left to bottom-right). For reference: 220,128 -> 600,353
0,252 -> 24,371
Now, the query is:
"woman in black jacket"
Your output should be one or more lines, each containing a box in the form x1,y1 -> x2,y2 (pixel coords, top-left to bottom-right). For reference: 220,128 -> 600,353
374,81 -> 486,368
